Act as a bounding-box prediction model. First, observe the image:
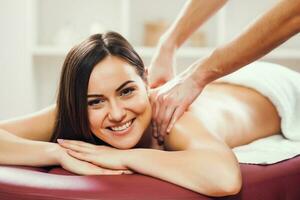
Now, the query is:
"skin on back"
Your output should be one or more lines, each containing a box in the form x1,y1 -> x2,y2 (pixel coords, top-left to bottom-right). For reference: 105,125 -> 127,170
164,82 -> 281,150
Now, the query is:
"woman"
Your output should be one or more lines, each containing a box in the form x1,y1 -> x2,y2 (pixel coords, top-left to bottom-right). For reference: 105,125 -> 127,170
0,31 -> 293,197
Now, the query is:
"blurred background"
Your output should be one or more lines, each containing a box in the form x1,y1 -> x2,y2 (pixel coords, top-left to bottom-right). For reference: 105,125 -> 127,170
0,0 -> 299,120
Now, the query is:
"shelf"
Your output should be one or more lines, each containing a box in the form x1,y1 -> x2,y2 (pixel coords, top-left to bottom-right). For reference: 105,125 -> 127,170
32,46 -> 300,60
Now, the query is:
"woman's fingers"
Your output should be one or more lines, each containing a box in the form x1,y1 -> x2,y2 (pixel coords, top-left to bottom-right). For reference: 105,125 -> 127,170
67,149 -> 88,158
59,147 -> 131,176
57,139 -> 95,153
68,151 -> 133,175
58,139 -> 95,148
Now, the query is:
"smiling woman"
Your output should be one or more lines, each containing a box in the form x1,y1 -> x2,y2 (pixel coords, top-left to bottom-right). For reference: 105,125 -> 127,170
50,33 -> 150,150
1,31 -> 299,197
85,56 -> 152,149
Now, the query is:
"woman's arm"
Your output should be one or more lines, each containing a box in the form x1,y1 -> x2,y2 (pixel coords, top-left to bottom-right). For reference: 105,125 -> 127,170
0,105 -> 56,141
124,112 -> 241,196
0,105 -> 58,166
61,111 -> 241,196
124,148 -> 240,196
0,128 -> 60,166
0,130 -> 130,175
0,106 -> 131,175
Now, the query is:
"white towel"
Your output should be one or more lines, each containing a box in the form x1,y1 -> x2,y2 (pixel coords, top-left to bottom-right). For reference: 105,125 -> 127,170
217,61 -> 300,164
233,135 -> 300,164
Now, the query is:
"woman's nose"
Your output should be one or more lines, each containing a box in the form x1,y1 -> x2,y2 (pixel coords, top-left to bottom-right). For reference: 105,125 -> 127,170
108,102 -> 126,122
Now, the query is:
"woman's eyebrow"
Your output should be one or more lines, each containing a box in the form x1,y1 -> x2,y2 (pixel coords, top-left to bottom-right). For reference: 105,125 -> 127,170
87,80 -> 135,98
87,94 -> 104,98
116,80 -> 135,92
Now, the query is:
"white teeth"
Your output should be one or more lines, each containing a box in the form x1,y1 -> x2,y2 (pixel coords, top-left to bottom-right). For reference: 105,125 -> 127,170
110,120 -> 132,131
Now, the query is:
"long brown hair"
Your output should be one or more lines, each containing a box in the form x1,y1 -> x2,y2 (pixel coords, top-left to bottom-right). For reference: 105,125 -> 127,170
50,32 -> 145,144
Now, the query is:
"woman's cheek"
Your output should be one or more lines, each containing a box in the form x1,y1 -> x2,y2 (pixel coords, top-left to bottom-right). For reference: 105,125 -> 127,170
88,109 -> 105,130
129,94 -> 150,113
130,94 -> 152,126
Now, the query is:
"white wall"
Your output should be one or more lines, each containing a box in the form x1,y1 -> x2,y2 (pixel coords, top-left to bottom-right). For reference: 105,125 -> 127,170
0,0 -> 35,120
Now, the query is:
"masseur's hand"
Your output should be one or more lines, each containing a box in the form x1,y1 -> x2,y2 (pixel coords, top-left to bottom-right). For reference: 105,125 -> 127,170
150,73 -> 203,144
56,141 -> 133,175
148,41 -> 176,88
57,139 -> 133,174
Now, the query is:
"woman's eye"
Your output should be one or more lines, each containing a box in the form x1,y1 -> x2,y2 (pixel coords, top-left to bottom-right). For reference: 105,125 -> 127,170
88,99 -> 104,106
120,87 -> 135,96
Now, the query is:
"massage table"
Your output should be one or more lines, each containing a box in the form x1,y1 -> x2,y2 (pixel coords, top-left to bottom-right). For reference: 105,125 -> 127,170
0,155 -> 300,200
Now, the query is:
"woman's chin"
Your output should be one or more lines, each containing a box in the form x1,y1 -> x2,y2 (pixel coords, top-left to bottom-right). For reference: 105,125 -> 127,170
110,140 -> 138,150
98,122 -> 145,149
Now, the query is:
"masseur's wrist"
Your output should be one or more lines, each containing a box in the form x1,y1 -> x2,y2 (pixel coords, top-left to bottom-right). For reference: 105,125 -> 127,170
158,30 -> 179,54
190,51 -> 224,89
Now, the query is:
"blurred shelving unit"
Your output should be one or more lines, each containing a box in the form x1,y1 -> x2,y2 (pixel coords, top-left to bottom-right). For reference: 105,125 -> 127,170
28,0 -> 300,109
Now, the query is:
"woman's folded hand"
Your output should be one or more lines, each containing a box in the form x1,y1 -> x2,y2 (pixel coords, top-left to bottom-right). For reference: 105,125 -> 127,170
55,141 -> 133,175
57,139 -> 132,173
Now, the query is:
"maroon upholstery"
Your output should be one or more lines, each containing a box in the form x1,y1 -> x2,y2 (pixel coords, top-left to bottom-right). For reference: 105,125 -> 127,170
0,156 -> 300,200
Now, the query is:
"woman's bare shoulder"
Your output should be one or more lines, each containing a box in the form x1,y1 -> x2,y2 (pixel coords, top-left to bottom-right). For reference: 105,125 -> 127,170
163,111 -> 227,151
0,104 -> 57,141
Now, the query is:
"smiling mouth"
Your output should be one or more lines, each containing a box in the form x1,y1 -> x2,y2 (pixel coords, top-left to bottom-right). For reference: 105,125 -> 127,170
106,118 -> 135,132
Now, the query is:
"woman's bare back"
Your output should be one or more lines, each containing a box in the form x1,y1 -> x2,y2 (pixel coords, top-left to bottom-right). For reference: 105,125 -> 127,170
188,82 -> 281,148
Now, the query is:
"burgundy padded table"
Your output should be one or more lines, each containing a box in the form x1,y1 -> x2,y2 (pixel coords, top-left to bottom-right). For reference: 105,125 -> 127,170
1,156 -> 300,200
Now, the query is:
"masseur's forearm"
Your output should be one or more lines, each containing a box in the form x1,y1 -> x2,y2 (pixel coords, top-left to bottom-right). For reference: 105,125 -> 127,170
161,0 -> 228,49
191,0 -> 300,86
0,129 -> 60,167
124,148 -> 241,197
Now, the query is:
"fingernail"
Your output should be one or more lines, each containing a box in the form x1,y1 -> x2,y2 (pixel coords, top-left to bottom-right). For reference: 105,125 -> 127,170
57,139 -> 64,143
166,126 -> 171,134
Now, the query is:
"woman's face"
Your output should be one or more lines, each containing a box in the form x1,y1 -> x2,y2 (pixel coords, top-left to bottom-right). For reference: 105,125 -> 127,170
87,55 -> 152,149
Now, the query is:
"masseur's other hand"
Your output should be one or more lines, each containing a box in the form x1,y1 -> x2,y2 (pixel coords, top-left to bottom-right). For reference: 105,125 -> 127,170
150,74 -> 203,144
56,142 -> 133,175
57,139 -> 133,174
148,42 -> 176,88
